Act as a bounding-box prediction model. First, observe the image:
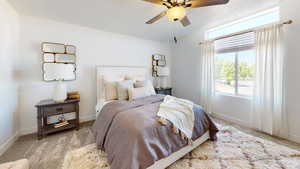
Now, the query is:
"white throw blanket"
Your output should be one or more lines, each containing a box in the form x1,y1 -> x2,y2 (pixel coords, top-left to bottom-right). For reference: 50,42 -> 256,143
157,95 -> 195,140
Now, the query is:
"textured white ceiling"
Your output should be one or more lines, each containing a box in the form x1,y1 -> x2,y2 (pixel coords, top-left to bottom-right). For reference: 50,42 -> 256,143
7,0 -> 279,41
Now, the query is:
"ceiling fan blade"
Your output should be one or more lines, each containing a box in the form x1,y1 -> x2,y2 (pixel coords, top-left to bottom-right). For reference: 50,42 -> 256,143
180,16 -> 191,27
188,0 -> 229,8
146,11 -> 167,24
142,0 -> 164,5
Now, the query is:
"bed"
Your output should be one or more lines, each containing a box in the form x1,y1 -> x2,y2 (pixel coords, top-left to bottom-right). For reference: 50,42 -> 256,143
94,66 -> 218,169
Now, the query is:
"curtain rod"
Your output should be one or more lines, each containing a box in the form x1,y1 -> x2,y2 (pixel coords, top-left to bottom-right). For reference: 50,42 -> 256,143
199,20 -> 293,45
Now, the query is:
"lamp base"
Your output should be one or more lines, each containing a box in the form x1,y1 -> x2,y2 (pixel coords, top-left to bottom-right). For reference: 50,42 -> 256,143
160,76 -> 168,88
155,77 -> 161,89
53,80 -> 67,102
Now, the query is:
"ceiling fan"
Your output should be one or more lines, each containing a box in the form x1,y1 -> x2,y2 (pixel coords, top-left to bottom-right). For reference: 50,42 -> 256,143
144,0 -> 229,27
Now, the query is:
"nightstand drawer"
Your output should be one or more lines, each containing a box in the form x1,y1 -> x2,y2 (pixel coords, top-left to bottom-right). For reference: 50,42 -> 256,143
44,104 -> 76,116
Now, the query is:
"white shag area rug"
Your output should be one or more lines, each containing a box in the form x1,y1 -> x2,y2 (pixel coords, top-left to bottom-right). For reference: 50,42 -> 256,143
62,125 -> 300,169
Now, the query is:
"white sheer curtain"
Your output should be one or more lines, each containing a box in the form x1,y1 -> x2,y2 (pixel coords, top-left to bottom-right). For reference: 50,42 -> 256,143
253,25 -> 288,137
200,41 -> 215,114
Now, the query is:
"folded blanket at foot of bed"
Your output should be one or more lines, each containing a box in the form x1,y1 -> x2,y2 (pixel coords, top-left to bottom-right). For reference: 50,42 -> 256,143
0,159 -> 29,169
157,95 -> 195,145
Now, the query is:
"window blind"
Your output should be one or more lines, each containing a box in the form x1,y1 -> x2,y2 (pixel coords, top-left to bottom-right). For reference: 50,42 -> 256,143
215,31 -> 255,53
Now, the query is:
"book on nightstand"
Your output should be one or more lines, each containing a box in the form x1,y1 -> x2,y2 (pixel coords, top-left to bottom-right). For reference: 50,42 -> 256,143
67,91 -> 80,100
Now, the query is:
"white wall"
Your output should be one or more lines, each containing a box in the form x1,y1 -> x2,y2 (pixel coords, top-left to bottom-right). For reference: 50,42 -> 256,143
171,27 -> 253,127
280,0 -> 300,142
171,2 -> 300,143
0,0 -> 19,155
17,16 -> 171,135
170,39 -> 202,104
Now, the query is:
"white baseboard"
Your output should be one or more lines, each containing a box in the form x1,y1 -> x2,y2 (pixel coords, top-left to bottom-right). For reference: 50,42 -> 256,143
289,133 -> 300,144
0,114 -> 96,155
81,114 -> 96,122
19,113 -> 96,136
20,126 -> 37,136
212,112 -> 300,144
0,132 -> 19,156
212,112 -> 251,128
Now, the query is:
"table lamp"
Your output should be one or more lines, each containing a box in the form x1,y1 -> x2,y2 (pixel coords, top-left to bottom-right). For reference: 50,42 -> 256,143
53,64 -> 68,102
157,67 -> 170,88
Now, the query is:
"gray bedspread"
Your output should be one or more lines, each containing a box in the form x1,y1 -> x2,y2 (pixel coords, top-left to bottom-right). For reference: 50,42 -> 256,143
92,94 -> 218,169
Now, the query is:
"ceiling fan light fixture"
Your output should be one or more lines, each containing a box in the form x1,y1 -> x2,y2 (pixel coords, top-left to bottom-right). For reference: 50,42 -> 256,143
166,6 -> 186,22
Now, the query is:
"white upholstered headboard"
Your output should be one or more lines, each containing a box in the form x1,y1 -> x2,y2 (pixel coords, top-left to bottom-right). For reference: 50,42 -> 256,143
95,65 -> 149,117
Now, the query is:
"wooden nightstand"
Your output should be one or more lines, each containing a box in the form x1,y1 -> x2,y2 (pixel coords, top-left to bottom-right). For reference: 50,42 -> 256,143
35,99 -> 80,140
155,88 -> 172,96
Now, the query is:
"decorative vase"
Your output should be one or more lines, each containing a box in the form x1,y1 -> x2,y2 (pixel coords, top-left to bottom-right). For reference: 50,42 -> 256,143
53,80 -> 67,102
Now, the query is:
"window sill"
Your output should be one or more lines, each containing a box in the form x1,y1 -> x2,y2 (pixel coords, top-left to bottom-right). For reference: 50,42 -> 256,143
214,92 -> 252,100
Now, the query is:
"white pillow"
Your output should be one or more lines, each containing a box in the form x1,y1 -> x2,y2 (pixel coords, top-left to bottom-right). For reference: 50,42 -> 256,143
134,80 -> 156,95
146,81 -> 156,95
128,87 -> 152,100
134,80 -> 147,88
124,75 -> 136,82
104,81 -> 118,101
103,75 -> 124,101
117,80 -> 134,100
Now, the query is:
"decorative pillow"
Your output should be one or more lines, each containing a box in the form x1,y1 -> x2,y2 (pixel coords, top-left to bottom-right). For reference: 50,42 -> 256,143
134,80 -> 156,95
124,75 -> 136,82
134,80 -> 147,88
146,81 -> 156,95
102,75 -> 124,101
117,80 -> 134,100
128,87 -> 152,100
104,81 -> 118,101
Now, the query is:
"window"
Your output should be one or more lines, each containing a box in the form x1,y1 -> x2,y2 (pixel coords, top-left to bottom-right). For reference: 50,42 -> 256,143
215,50 -> 255,97
207,7 -> 279,97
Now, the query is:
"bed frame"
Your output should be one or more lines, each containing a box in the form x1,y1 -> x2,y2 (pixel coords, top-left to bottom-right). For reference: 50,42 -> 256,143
96,65 -> 209,169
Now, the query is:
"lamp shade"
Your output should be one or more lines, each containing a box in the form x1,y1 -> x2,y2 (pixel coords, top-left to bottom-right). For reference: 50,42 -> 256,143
157,67 -> 170,77
53,80 -> 67,102
52,64 -> 69,102
166,6 -> 186,22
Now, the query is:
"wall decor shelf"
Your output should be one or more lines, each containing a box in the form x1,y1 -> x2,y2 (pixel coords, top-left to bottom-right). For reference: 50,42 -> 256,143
41,42 -> 77,82
152,54 -> 166,77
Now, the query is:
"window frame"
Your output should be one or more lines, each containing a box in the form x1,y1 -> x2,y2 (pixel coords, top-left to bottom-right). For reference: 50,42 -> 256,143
206,7 -> 279,98
214,49 -> 255,98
